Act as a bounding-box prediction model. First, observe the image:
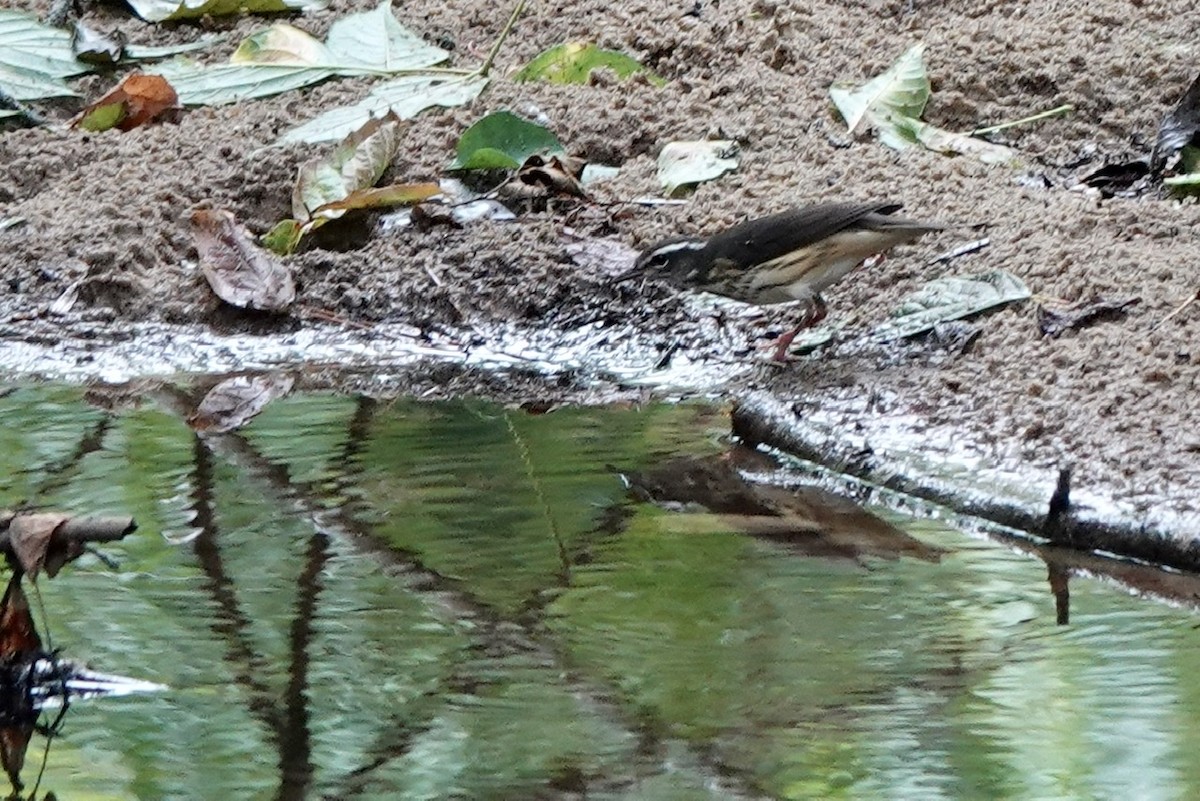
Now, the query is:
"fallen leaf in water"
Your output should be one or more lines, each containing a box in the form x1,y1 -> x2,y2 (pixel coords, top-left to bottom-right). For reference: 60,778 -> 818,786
1037,296 -> 1140,338
190,209 -> 296,312
188,373 -> 295,433
72,73 -> 181,132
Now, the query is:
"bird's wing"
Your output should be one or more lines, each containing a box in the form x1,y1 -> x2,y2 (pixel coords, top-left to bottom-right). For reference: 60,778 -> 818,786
698,202 -> 906,273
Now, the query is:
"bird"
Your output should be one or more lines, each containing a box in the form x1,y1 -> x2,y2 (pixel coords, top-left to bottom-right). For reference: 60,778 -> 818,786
616,201 -> 941,361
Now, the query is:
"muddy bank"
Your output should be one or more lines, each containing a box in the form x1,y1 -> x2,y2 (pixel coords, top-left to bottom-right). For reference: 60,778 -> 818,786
3,0 -> 1200,556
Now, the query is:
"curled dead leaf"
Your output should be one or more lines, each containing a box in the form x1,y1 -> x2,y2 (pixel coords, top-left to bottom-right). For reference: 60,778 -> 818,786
190,209 -> 296,312
501,153 -> 588,199
72,73 -> 181,132
8,513 -> 68,578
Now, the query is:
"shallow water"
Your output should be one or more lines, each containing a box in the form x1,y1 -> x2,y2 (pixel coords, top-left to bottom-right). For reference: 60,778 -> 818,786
3,382 -> 1199,800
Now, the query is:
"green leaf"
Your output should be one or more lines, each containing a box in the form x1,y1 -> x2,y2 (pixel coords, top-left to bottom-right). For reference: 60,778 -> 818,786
262,219 -> 303,256
75,100 -> 126,132
1180,144 -> 1200,174
830,43 -> 929,134
512,42 -> 663,86
656,139 -> 739,196
0,10 -> 89,101
125,0 -> 326,23
156,58 -> 336,107
1165,173 -> 1200,187
323,0 -> 446,70
888,114 -> 1020,165
231,23 -> 333,64
155,1 -> 451,107
873,269 -> 1030,340
277,74 -> 487,145
1163,150 -> 1200,195
450,111 -> 564,171
830,45 -> 1021,166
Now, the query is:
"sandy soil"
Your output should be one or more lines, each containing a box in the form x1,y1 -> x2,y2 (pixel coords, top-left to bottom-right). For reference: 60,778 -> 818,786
3,0 -> 1200,522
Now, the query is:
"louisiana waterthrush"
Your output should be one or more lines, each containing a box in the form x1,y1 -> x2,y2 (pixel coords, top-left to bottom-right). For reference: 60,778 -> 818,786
618,201 -> 940,361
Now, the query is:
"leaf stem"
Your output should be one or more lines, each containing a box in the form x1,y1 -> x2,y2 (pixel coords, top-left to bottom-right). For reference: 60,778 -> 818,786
476,0 -> 528,78
970,104 -> 1073,137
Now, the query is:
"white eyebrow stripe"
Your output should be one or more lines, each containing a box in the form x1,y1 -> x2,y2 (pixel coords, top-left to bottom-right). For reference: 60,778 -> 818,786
647,240 -> 705,257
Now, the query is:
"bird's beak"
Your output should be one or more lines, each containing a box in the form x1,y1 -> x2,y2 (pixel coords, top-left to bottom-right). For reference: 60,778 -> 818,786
609,262 -> 645,285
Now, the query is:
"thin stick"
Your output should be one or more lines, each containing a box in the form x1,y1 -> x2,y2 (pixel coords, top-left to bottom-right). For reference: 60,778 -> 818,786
928,237 -> 990,265
476,0 -> 529,78
1153,288 -> 1200,330
970,104 -> 1073,137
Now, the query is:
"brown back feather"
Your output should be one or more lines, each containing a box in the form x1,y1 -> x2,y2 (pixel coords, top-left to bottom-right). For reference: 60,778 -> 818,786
696,202 -> 928,279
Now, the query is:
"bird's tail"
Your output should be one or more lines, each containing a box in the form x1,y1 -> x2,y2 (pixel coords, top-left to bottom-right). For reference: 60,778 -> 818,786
864,205 -> 944,236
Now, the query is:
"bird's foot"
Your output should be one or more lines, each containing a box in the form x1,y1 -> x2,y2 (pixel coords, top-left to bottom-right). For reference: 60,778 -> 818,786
766,298 -> 828,363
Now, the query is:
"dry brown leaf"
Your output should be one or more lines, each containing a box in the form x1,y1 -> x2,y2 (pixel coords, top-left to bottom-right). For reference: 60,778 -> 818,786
72,73 -> 181,133
292,112 -> 406,223
8,513 -> 68,578
188,373 -> 296,433
311,181 -> 440,215
502,153 -> 588,199
190,209 -> 296,312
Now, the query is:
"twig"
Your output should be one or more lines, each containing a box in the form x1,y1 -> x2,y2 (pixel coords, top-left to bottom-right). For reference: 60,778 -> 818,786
0,512 -> 136,545
475,0 -> 528,78
927,237 -> 990,265
1153,288 -> 1200,330
294,304 -> 377,331
970,104 -> 1073,137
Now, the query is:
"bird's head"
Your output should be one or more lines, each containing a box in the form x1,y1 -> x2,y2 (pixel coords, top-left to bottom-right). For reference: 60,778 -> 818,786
615,236 -> 708,288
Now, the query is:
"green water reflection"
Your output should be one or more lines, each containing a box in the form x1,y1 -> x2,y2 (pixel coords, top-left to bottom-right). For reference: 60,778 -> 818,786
1,383 -> 1197,800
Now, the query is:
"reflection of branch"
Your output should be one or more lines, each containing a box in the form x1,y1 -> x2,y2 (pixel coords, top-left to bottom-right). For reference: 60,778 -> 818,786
20,416 -> 111,502
187,434 -> 283,736
328,698 -> 441,800
503,412 -> 570,585
0,512 -> 135,549
275,533 -> 328,801
1048,563 -> 1069,625
155,387 -> 768,801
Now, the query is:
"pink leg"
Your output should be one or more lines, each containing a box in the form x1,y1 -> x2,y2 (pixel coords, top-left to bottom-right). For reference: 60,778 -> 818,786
769,297 -> 828,362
